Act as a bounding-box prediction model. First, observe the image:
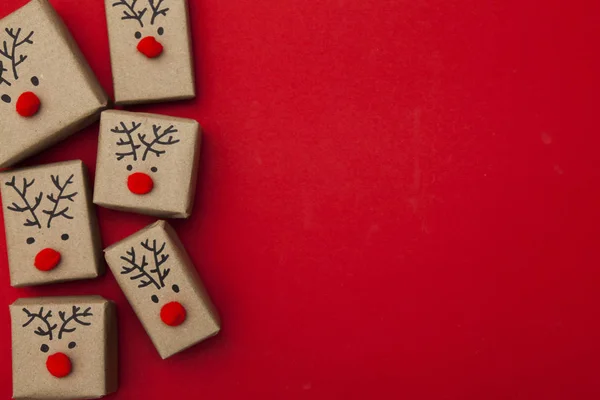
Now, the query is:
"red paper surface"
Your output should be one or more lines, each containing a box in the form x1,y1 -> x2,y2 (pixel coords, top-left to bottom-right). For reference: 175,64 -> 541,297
1,0 -> 600,398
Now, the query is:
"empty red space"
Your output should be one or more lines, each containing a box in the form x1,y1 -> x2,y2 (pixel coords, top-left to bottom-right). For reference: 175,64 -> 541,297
0,0 -> 599,399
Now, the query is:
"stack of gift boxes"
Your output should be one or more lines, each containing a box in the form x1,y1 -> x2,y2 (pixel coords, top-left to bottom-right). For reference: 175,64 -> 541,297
0,1 -> 220,398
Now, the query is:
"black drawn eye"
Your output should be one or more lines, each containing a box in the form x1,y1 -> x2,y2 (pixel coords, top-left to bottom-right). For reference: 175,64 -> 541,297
151,167 -> 158,173
157,27 -> 164,36
61,233 -> 69,241
127,164 -> 133,171
135,31 -> 142,39
172,284 -> 180,293
1,94 -> 11,104
26,237 -> 35,245
40,344 -> 49,353
31,76 -> 39,86
151,295 -> 159,304
68,341 -> 76,349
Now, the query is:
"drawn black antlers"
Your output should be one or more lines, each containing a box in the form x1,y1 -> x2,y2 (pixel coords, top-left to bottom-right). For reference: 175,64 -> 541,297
0,60 -> 9,86
113,0 -> 148,28
139,125 -> 180,161
22,306 -> 93,341
58,306 -> 93,340
43,175 -> 78,228
4,175 -> 78,229
111,121 -> 179,162
0,27 -> 34,85
5,177 -> 43,229
141,239 -> 170,286
120,239 -> 170,290
112,121 -> 142,161
120,247 -> 152,287
149,0 -> 169,25
22,307 -> 57,340
113,0 -> 169,28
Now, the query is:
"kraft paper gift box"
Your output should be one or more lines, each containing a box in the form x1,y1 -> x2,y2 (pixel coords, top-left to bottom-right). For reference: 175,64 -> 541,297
0,160 -> 103,287
104,220 -> 220,359
0,0 -> 108,168
104,0 -> 195,105
11,296 -> 118,399
93,110 -> 201,218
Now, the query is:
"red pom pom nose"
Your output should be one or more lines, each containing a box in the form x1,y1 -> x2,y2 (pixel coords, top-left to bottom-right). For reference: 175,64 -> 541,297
160,301 -> 187,327
16,91 -> 41,117
46,352 -> 72,378
34,248 -> 61,271
127,172 -> 154,195
137,36 -> 163,58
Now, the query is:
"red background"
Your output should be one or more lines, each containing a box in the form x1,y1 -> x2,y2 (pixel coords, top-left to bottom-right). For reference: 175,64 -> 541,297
1,0 -> 600,398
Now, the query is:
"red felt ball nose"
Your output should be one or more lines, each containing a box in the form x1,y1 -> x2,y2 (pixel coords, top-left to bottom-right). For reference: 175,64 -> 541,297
160,301 -> 187,327
127,172 -> 154,195
34,248 -> 61,271
137,36 -> 163,58
46,352 -> 72,378
16,91 -> 41,117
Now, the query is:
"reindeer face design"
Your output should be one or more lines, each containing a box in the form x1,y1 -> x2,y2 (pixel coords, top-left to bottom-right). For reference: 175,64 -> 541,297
0,160 -> 103,287
21,305 -> 93,378
11,297 -> 118,398
111,0 -> 169,58
94,110 -> 201,218
120,238 -> 187,327
104,0 -> 195,104
104,221 -> 220,359
0,27 -> 40,117
0,0 -> 108,168
111,121 -> 180,196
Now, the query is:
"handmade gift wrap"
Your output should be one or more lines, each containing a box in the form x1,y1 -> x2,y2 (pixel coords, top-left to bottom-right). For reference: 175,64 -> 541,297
104,220 -> 220,359
104,0 -> 195,104
0,0 -> 108,168
10,296 -> 118,399
0,160 -> 103,287
94,110 -> 201,218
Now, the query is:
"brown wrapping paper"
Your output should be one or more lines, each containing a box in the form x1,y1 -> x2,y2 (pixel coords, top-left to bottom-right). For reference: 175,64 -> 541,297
104,0 -> 195,105
0,160 -> 104,287
93,110 -> 201,219
0,0 -> 108,168
104,220 -> 220,359
11,296 -> 118,399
